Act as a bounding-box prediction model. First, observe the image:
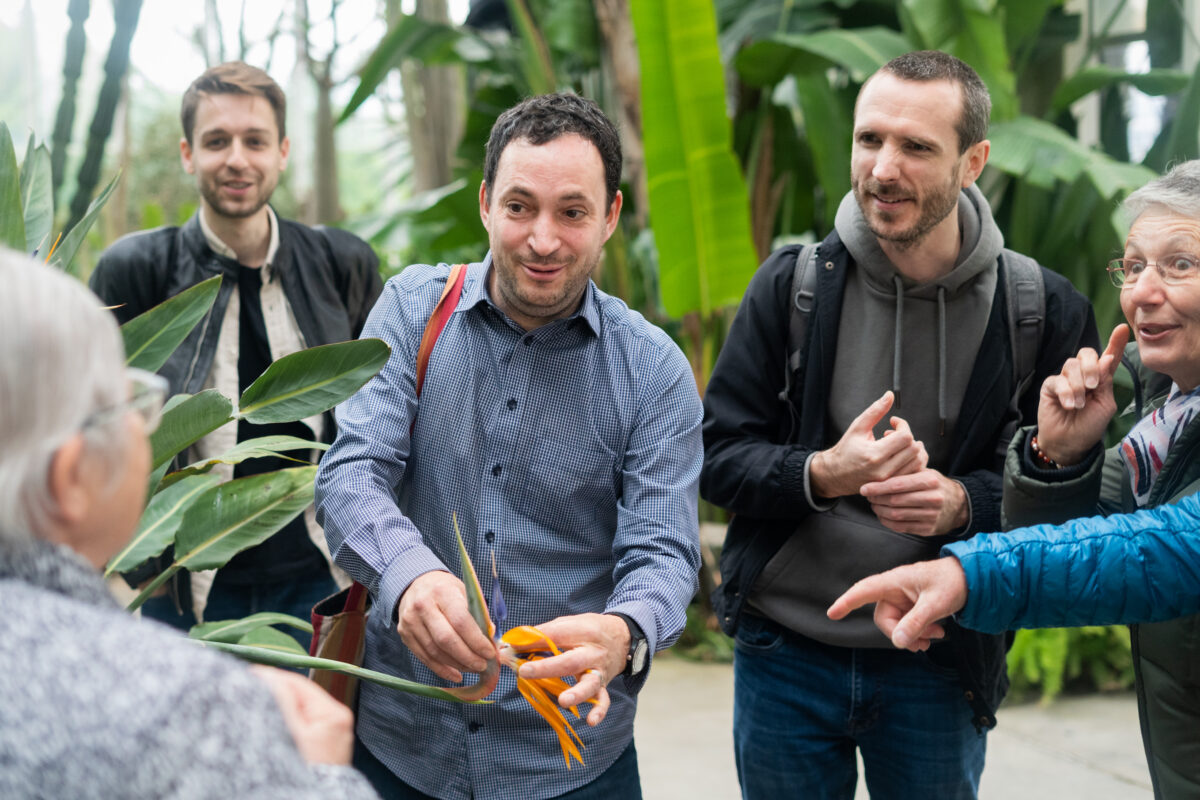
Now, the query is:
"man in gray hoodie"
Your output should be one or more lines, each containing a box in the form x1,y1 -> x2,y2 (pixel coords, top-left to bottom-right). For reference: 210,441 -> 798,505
701,51 -> 1097,799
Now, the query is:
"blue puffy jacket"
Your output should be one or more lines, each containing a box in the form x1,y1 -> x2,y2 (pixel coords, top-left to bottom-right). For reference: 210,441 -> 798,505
943,492 -> 1200,632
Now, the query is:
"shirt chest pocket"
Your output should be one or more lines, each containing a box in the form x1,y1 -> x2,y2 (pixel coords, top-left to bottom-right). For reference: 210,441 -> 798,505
518,437 -> 619,529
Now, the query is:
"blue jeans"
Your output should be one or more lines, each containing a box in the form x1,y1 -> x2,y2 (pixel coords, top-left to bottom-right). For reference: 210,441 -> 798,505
352,736 -> 642,799
142,567 -> 337,653
733,614 -> 986,800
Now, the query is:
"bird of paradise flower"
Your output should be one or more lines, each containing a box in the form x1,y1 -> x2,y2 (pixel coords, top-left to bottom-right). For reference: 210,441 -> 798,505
446,514 -> 590,768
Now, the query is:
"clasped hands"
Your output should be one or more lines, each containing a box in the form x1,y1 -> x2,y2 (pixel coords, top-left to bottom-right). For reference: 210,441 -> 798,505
396,570 -> 629,726
809,390 -> 967,537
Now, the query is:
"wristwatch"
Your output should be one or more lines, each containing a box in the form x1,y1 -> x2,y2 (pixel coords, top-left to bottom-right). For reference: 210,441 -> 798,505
610,613 -> 648,678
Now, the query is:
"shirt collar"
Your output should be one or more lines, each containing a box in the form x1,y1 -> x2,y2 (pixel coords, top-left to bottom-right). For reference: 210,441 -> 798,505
466,251 -> 602,337
198,205 -> 280,280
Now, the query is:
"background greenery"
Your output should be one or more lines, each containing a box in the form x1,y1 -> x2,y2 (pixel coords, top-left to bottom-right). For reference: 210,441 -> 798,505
11,0 -> 1198,703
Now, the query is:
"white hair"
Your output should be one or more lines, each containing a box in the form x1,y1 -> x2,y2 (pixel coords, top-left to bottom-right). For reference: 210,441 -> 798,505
1125,160 -> 1200,222
0,250 -> 129,542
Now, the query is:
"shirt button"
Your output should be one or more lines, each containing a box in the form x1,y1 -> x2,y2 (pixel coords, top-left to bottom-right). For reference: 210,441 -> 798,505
507,398 -> 518,410
492,464 -> 502,477
485,530 -> 495,543
523,336 -> 534,346
468,722 -> 481,733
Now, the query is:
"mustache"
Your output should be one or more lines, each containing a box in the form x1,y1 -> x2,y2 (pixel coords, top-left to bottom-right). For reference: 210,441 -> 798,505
860,180 -> 912,201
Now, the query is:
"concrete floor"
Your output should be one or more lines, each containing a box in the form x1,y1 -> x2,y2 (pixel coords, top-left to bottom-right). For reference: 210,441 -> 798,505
635,657 -> 1151,800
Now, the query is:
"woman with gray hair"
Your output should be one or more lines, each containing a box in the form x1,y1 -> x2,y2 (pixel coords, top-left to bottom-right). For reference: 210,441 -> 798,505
828,160 -> 1200,799
0,250 -> 379,799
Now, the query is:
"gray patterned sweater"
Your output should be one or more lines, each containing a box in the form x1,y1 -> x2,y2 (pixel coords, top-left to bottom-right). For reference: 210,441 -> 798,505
0,538 -> 380,799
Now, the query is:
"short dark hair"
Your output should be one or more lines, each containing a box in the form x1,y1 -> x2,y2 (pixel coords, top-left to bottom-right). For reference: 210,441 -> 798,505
869,50 -> 991,154
483,93 -> 622,210
181,61 -> 286,145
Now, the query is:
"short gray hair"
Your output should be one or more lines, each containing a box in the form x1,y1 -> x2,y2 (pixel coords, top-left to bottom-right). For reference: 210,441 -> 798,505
0,250 -> 129,542
1124,160 -> 1200,222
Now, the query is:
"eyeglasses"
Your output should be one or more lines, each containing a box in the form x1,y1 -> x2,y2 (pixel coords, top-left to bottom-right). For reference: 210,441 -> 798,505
82,368 -> 169,435
1106,253 -> 1200,289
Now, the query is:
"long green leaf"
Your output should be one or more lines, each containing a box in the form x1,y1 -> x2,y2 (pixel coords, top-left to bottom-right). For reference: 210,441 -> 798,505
505,0 -> 556,94
793,74 -> 853,231
149,389 -> 234,471
340,14 -> 473,123
453,512 -> 492,637
737,26 -> 911,87
0,123 -> 26,252
1051,67 -> 1190,114
238,339 -> 390,424
20,135 -> 53,256
105,472 -> 222,576
160,435 -> 327,488
190,612 -> 314,642
198,641 -> 489,704
174,467 -> 317,571
1156,62 -> 1200,170
237,626 -> 308,655
50,170 -> 120,274
632,0 -> 760,318
121,276 -> 221,372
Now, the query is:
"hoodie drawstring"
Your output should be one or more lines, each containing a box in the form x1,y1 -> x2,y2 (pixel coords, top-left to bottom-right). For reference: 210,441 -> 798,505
892,275 -> 904,407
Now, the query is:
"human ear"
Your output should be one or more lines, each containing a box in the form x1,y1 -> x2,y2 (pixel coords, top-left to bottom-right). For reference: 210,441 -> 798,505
961,139 -> 990,186
180,137 -> 195,174
47,434 -> 91,527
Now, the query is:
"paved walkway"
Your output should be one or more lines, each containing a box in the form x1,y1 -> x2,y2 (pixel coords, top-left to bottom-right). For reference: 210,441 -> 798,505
635,656 -> 1151,799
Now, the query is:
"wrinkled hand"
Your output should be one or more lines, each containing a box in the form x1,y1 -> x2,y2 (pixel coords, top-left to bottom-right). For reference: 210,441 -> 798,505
825,557 -> 968,651
860,469 -> 968,537
251,666 -> 355,765
396,570 -> 497,683
515,613 -> 630,727
1036,325 -> 1129,466
810,391 -> 928,499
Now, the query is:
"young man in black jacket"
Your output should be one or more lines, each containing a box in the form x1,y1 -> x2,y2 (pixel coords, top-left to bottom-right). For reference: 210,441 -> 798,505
701,51 -> 1097,799
89,62 -> 381,638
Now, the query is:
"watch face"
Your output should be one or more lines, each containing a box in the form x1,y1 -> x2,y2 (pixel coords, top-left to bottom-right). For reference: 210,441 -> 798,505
631,639 -> 649,675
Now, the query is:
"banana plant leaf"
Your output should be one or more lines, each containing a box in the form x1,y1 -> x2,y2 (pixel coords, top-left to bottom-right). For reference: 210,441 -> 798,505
988,116 -> 1155,199
237,626 -> 308,655
19,135 -> 53,257
159,435 -> 327,488
105,473 -> 222,576
198,641 -> 490,704
237,339 -> 390,425
505,0 -> 556,95
50,170 -> 120,275
793,74 -> 853,232
632,0 -> 760,318
735,27 -> 911,87
121,276 -> 221,372
1051,67 -> 1190,114
174,466 -> 316,571
340,13 -> 487,123
190,612 -> 314,642
0,123 -> 25,252
149,389 -> 234,471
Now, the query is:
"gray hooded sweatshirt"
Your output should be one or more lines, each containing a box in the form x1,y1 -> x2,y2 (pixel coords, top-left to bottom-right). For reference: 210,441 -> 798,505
749,185 -> 1004,648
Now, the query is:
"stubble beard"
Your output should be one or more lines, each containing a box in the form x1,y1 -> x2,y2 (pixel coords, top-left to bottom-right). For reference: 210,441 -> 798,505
199,174 -> 274,221
490,246 -> 598,326
854,172 -> 962,253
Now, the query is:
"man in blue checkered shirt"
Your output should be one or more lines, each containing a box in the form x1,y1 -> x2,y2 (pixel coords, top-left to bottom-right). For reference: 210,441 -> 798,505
315,93 -> 703,800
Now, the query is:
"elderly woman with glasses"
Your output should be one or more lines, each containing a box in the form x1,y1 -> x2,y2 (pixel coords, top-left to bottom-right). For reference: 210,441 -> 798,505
827,161 -> 1200,799
0,250 -> 379,799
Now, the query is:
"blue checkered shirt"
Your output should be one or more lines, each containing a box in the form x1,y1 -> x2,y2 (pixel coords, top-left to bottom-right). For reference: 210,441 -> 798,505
315,256 -> 703,799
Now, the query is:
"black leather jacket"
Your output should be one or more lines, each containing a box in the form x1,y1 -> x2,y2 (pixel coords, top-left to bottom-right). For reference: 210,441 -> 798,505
702,233 -> 1098,730
89,211 -> 383,443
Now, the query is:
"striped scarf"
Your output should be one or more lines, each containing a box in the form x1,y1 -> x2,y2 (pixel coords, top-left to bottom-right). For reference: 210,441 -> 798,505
1120,382 -> 1200,507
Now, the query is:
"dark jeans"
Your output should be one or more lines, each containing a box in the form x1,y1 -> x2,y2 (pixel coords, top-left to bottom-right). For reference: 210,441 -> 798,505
733,613 -> 986,800
352,735 -> 642,799
141,567 -> 337,653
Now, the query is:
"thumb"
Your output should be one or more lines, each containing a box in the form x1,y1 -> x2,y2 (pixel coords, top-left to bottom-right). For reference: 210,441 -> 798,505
848,391 -> 895,436
890,592 -> 946,650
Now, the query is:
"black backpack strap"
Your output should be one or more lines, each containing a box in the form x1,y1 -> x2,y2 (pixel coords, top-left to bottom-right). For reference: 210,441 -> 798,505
779,244 -> 820,438
998,250 -> 1045,449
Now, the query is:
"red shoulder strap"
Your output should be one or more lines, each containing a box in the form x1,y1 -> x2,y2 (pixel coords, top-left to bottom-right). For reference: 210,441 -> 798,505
415,263 -> 467,398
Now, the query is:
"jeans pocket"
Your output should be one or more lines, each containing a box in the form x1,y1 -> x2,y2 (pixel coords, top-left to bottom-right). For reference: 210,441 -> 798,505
734,614 -> 785,654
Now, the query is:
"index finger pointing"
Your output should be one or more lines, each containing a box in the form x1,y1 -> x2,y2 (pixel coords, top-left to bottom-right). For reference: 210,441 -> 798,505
1100,324 -> 1130,377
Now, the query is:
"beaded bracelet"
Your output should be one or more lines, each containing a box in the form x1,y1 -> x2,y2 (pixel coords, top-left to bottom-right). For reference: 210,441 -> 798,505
1030,434 -> 1062,470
